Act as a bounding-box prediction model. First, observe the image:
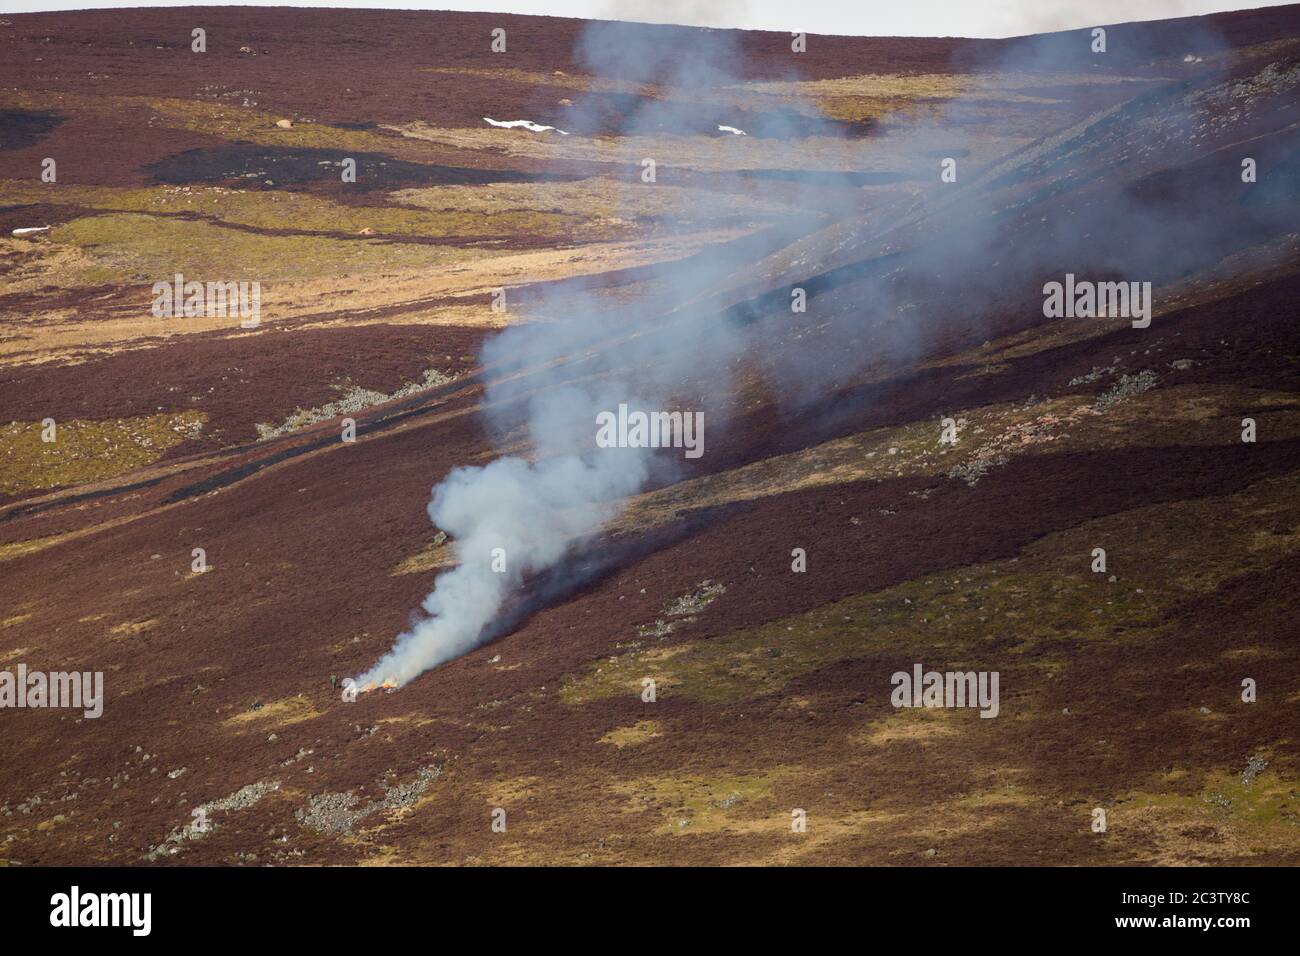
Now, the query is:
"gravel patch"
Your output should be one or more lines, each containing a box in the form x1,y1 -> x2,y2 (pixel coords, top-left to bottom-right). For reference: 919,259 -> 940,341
637,580 -> 726,638
1094,370 -> 1158,410
255,368 -> 456,440
144,779 -> 281,861
1240,752 -> 1268,787
296,765 -> 442,836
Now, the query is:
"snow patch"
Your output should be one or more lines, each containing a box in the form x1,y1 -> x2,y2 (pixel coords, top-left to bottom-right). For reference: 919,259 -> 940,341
483,117 -> 569,135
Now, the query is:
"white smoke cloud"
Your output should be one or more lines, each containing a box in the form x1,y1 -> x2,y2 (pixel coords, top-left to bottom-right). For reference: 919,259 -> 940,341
356,448 -> 649,687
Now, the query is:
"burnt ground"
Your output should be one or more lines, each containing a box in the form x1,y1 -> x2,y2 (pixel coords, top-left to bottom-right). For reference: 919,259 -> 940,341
144,145 -> 578,191
0,7 -> 1299,867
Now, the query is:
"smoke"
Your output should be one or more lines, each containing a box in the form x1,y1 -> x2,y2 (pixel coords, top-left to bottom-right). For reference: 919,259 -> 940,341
358,15 -> 1300,689
355,20 -> 786,689
358,451 -> 649,686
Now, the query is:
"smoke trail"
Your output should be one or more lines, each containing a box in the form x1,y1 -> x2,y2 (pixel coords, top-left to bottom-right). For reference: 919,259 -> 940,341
355,21 -> 778,689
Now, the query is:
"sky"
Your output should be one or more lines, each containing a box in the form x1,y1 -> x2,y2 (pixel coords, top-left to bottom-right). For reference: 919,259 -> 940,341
0,1 -> 1291,38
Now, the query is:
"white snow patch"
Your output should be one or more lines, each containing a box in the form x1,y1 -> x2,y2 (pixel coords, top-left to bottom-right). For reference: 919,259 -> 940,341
717,125 -> 747,136
12,226 -> 50,237
483,117 -> 569,135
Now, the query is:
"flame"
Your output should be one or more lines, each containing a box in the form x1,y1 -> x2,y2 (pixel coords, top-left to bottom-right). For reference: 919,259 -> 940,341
358,677 -> 397,694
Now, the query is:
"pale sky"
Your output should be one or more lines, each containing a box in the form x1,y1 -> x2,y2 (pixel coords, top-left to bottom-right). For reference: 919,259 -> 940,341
0,0 -> 1292,39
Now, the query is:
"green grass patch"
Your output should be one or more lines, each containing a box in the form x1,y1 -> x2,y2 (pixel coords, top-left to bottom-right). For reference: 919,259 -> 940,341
0,412 -> 205,494
50,213 -> 494,283
1,180 -> 598,242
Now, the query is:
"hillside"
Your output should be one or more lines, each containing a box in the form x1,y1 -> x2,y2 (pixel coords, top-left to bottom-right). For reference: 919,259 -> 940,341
1,5 -> 1298,866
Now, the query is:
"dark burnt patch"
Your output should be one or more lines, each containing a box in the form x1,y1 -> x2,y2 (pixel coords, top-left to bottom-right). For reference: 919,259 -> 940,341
145,144 -> 575,191
0,202 -> 84,235
0,108 -> 63,150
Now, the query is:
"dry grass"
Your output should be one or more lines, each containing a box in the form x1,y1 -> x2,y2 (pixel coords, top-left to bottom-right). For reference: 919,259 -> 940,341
1,226 -> 745,363
223,694 -> 322,730
599,719 -> 664,748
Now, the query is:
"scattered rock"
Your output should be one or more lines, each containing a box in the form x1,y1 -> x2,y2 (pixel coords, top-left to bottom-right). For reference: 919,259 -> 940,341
1240,753 -> 1268,786
297,765 -> 441,835
144,780 -> 280,861
1068,365 -> 1116,386
255,368 -> 457,440
1095,370 -> 1157,410
662,580 -> 726,618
